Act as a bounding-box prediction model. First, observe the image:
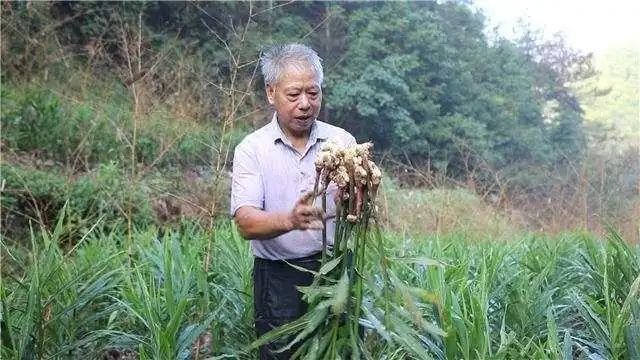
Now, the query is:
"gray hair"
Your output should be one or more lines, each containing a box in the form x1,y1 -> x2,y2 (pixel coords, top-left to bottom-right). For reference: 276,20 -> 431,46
260,43 -> 324,86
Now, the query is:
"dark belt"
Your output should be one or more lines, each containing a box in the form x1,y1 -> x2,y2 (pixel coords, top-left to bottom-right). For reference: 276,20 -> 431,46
254,252 -> 322,265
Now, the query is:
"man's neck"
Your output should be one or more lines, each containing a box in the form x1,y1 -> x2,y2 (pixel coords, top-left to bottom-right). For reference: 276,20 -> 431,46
277,120 -> 312,153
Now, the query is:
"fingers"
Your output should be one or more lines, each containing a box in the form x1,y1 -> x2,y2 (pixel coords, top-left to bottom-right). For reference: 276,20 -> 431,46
298,210 -> 324,225
291,192 -> 326,231
291,205 -> 325,231
296,191 -> 316,206
299,219 -> 324,230
297,205 -> 324,218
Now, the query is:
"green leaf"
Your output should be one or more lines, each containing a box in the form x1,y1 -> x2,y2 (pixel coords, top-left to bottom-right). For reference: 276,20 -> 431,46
332,270 -> 350,315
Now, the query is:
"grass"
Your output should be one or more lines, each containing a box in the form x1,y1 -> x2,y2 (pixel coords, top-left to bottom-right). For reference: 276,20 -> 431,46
379,178 -> 518,240
1,208 -> 638,359
0,84 -> 218,170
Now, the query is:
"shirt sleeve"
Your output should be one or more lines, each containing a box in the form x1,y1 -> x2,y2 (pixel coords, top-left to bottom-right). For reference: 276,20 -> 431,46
346,132 -> 357,147
329,130 -> 357,148
230,142 -> 264,216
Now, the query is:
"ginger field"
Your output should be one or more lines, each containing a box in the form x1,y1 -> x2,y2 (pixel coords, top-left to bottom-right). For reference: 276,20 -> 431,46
2,216 -> 638,359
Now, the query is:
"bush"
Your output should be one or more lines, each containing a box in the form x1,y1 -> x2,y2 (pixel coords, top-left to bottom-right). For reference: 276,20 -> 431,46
135,114 -> 213,168
2,88 -> 71,160
1,87 -> 124,167
70,162 -> 155,230
1,84 -> 226,171
1,163 -> 68,235
1,162 -> 154,243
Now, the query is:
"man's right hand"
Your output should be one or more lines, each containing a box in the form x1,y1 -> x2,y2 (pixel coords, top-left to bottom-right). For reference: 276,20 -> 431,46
234,191 -> 324,240
287,191 -> 324,230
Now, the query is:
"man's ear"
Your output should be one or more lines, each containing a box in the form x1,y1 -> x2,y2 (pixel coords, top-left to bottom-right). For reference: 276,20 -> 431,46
266,84 -> 276,105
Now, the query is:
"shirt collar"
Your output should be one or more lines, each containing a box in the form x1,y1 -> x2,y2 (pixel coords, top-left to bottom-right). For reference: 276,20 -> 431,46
268,112 -> 328,145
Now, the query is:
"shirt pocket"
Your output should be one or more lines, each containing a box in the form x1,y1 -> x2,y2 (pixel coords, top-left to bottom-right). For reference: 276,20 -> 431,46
263,160 -> 297,211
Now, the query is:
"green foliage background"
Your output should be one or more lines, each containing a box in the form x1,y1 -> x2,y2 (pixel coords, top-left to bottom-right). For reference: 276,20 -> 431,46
1,2 -> 638,358
1,1 -> 594,177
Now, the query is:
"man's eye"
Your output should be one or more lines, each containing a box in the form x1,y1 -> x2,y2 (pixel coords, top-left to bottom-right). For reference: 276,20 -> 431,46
287,94 -> 299,99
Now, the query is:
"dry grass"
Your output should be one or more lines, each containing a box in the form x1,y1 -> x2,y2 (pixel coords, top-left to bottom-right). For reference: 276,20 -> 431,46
379,179 -> 520,240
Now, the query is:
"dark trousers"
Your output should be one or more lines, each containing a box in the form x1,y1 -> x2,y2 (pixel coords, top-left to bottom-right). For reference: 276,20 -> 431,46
253,253 -> 321,360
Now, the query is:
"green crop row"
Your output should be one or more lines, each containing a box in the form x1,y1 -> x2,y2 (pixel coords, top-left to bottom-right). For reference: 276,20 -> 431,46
1,212 -> 638,359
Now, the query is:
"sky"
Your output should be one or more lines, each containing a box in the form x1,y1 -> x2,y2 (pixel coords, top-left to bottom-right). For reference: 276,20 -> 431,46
472,0 -> 640,53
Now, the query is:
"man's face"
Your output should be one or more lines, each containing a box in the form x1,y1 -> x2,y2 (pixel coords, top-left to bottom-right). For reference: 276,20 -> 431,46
266,65 -> 322,137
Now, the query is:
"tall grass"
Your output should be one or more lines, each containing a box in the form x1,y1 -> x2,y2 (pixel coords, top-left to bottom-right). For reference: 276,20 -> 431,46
1,211 -> 254,359
1,213 -> 638,359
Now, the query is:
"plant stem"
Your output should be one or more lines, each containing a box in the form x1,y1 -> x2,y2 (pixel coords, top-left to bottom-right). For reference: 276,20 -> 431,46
322,192 -> 327,265
311,171 -> 320,207
352,191 -> 370,347
334,201 -> 345,259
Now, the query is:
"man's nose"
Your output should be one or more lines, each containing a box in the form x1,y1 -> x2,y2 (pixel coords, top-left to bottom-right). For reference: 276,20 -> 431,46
298,95 -> 311,110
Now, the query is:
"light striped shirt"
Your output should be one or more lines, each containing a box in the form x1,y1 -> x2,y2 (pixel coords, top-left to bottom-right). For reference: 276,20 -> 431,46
230,113 -> 356,260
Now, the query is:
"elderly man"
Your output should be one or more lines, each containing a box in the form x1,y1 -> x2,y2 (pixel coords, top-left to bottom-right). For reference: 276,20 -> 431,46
230,43 -> 355,359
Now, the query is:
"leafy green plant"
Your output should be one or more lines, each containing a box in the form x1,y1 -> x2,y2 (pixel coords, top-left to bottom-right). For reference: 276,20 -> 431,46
1,206 -> 122,359
108,233 -> 219,359
1,162 -> 154,242
2,205 -> 638,359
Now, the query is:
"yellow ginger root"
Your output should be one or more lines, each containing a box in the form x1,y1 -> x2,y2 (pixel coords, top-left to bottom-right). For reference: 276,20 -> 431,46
314,141 -> 381,221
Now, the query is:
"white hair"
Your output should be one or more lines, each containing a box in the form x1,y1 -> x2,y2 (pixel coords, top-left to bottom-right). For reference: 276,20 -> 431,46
260,43 -> 324,86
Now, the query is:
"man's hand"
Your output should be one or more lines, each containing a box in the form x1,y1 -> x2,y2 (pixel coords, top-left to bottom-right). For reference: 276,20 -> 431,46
234,191 -> 324,240
288,191 -> 324,230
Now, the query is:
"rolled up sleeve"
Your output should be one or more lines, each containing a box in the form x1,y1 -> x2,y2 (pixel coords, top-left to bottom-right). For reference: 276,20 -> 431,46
329,131 -> 357,147
230,142 -> 264,216
345,133 -> 357,147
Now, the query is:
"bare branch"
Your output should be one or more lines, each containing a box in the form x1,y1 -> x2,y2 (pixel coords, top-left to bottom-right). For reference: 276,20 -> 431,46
300,8 -> 334,40
191,1 -> 233,33
251,0 -> 297,18
197,7 -> 238,68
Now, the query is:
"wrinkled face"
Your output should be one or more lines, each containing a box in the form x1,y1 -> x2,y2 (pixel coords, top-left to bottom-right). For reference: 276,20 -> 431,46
266,65 -> 322,137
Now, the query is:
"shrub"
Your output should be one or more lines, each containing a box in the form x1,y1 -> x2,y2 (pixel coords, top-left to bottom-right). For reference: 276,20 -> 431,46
70,162 -> 155,231
1,87 -> 124,168
135,114 -> 213,168
1,162 -> 154,243
1,163 -> 68,235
